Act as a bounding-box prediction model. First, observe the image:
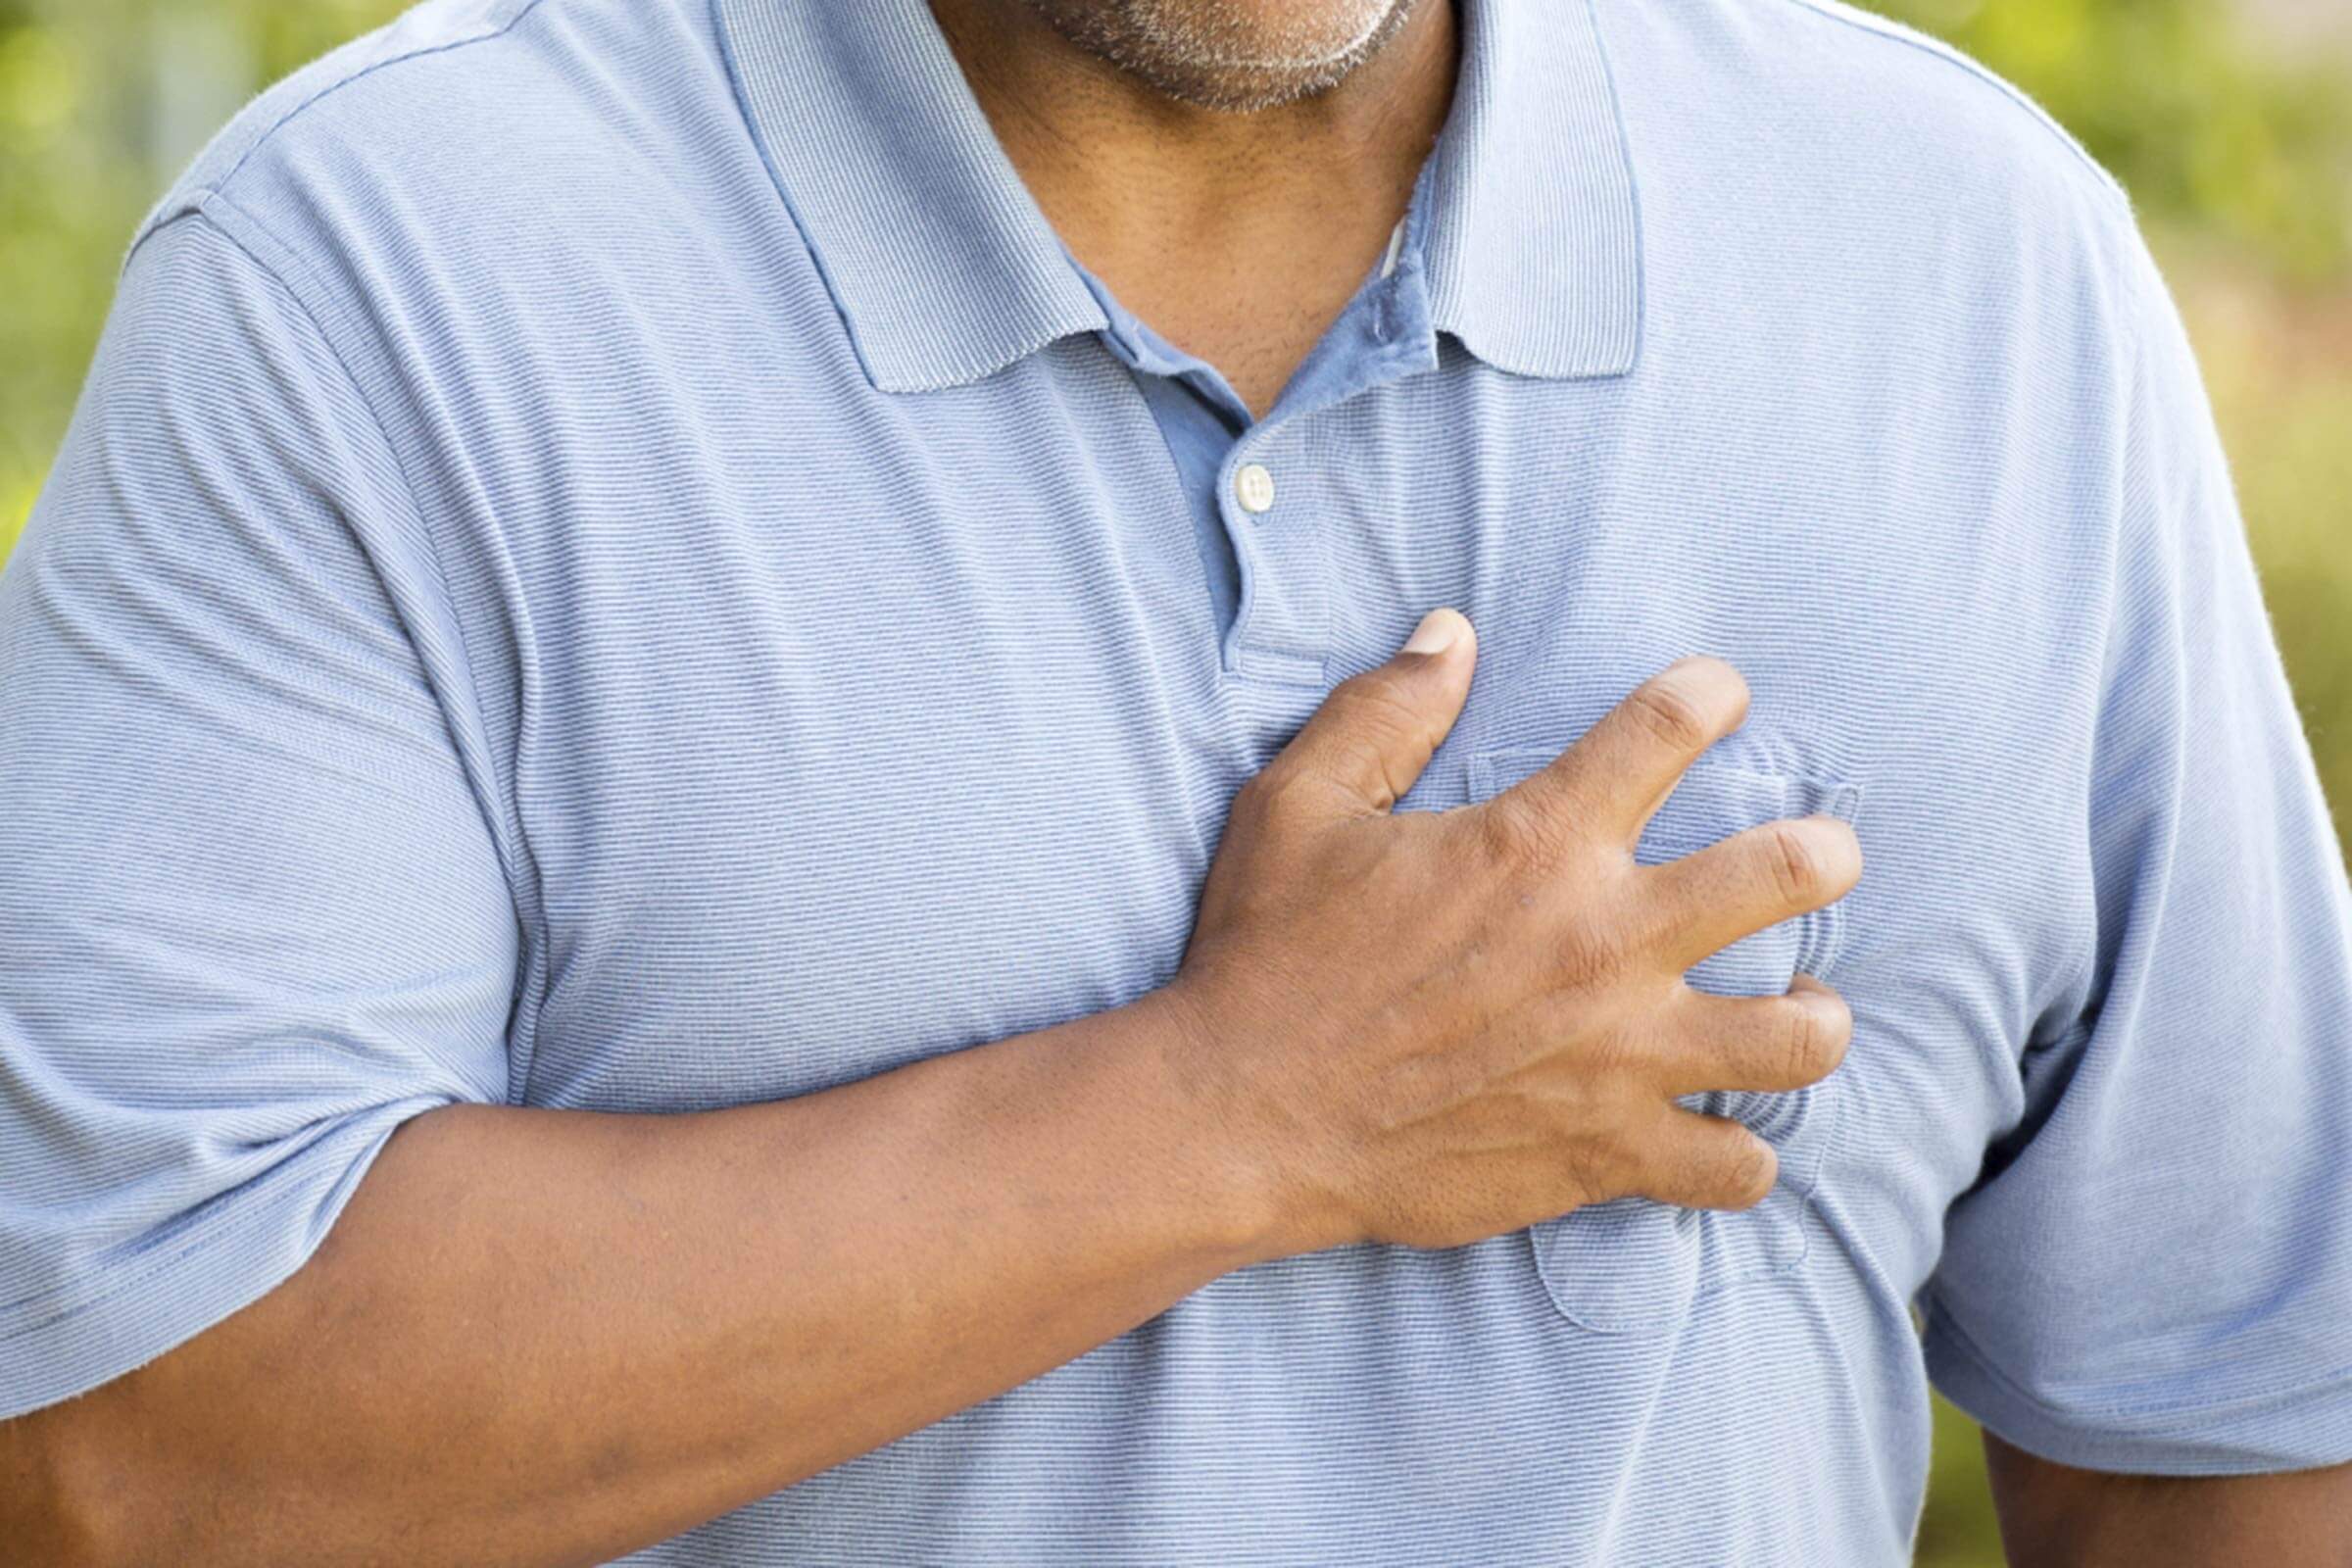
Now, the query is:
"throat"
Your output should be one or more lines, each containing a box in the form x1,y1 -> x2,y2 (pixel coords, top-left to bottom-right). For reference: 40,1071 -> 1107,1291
1098,245 -> 1385,422
927,0 -> 1460,419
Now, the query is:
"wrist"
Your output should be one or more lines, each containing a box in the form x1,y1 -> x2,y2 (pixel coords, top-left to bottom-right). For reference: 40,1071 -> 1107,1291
1132,979 -> 1346,1268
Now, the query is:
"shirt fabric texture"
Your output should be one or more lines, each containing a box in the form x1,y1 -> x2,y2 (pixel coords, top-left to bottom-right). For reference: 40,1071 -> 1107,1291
3,0 -> 2350,1561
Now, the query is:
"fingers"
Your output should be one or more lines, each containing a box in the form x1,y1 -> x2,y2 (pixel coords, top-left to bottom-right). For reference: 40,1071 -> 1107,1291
1491,658 -> 1751,852
1654,973 -> 1853,1095
1627,1107 -> 1781,1213
1638,814 -> 1863,970
1258,608 -> 1479,817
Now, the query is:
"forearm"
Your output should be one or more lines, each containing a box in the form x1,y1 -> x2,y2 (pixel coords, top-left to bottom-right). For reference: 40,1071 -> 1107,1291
2,988 -> 1285,1567
1984,1430 -> 2352,1567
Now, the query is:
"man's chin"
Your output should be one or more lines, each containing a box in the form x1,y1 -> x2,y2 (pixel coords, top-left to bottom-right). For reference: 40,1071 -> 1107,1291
1013,0 -> 1422,114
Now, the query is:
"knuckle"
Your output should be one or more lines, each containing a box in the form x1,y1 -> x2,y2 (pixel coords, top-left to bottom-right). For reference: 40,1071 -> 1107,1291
1568,1121 -> 1637,1204
1231,762 -> 1300,826
1238,757 -> 1344,830
1725,1138 -> 1780,1208
1338,671 -> 1436,756
1478,789 -> 1579,873
1779,1000 -> 1830,1083
1621,678 -> 1713,755
1470,793 -> 1527,865
1804,990 -> 1855,1075
1765,822 -> 1824,906
1334,679 -> 1441,807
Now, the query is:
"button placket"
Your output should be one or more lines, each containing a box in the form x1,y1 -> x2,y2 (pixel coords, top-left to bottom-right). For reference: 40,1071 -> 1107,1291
1219,425 -> 1331,694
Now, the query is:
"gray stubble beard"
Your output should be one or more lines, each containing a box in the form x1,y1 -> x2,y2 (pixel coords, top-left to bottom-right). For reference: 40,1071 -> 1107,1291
1009,0 -> 1424,112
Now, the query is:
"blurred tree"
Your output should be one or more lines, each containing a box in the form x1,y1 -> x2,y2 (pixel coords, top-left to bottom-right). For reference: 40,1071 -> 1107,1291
1881,0 -> 2352,279
0,0 -> 411,554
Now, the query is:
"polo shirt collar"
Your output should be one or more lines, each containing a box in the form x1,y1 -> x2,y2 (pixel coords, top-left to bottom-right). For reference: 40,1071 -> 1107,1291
715,0 -> 1644,393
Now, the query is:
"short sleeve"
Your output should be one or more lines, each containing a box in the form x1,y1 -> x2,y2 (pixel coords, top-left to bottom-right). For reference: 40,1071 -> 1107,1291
0,210 -> 517,1420
1919,216 -> 2352,1474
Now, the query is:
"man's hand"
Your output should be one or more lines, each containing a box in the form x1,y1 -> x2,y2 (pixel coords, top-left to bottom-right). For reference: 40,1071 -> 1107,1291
1167,607 -> 1863,1257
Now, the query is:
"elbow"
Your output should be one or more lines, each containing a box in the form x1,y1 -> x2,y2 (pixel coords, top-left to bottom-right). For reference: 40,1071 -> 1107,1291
2,1407 -> 187,1568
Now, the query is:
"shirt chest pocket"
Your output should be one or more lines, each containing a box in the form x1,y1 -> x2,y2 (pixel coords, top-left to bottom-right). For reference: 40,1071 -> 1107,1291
1467,748 -> 1863,1335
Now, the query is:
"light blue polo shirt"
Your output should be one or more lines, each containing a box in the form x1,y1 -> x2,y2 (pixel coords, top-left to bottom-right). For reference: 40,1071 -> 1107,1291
5,0 -> 2351,1561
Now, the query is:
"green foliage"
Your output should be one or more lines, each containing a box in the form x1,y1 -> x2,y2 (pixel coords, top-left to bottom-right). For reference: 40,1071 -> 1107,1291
0,0 -> 411,485
1879,0 -> 2352,280
1917,1394 -> 2008,1566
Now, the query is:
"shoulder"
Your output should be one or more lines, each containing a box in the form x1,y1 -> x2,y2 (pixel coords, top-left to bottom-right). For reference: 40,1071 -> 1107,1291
129,0 -> 721,262
1602,0 -> 2136,245
1764,0 -> 2129,206
134,0 -> 542,252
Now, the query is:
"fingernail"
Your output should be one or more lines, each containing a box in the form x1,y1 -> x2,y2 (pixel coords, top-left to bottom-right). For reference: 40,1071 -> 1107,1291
1402,608 -> 1464,656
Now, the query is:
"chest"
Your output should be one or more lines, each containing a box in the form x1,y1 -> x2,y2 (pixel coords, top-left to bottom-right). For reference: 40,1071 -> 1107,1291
406,295 -> 2098,1320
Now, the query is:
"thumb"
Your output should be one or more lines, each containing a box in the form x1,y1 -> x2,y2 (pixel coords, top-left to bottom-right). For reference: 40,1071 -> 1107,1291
1273,608 -> 1478,815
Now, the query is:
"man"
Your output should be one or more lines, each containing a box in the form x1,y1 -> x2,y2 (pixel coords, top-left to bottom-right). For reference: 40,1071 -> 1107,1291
1,0 -> 2347,1560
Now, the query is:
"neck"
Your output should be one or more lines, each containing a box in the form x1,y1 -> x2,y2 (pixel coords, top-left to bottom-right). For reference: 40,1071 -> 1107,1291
927,0 -> 1458,266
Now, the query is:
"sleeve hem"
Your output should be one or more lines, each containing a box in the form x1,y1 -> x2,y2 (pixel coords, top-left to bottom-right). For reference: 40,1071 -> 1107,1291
1923,1296 -> 2352,1477
0,1099 -> 441,1422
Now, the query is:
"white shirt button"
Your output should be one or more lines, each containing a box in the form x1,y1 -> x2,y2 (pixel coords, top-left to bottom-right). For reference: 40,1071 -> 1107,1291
1234,462 -> 1276,514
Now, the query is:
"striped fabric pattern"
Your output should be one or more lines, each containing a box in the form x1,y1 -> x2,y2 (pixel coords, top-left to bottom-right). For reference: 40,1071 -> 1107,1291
3,0 -> 2348,1562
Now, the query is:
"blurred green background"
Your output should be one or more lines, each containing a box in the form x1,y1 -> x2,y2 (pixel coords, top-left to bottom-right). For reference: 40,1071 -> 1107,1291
1,2 -> 2346,1561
